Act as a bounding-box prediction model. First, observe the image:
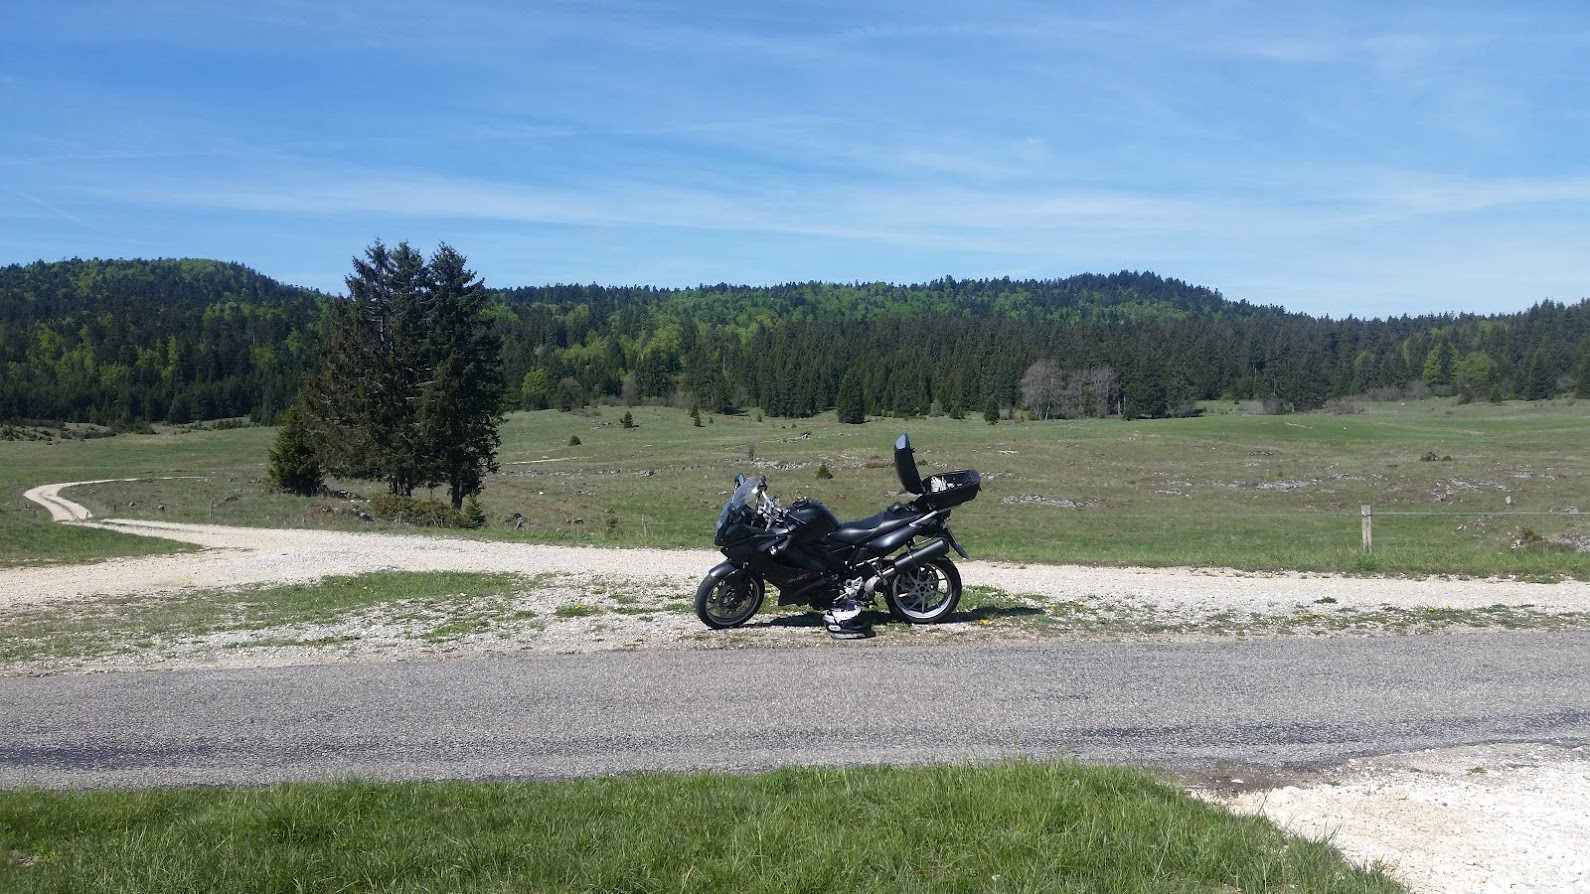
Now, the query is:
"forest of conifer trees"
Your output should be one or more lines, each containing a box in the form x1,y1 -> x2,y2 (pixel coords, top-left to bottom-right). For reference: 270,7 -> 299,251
3,258 -> 1588,429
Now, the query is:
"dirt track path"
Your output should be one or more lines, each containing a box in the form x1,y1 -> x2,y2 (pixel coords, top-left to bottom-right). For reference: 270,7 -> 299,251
22,479 -> 127,521
15,482 -> 1590,616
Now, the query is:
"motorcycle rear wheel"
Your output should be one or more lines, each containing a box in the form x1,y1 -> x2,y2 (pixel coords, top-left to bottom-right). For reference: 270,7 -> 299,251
695,568 -> 765,629
884,555 -> 962,624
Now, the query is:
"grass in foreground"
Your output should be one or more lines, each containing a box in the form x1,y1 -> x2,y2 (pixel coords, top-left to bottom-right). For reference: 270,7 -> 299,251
0,762 -> 1404,894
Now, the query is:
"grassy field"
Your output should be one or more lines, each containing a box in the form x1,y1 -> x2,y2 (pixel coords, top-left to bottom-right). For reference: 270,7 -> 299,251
0,761 -> 1404,893
0,422 -> 261,567
5,398 -> 1588,577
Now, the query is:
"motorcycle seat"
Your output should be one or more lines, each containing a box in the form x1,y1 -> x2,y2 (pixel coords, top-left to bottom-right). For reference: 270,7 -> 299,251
830,505 -> 916,545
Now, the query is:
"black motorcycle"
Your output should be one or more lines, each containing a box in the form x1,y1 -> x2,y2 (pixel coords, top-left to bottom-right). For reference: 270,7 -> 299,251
695,434 -> 980,629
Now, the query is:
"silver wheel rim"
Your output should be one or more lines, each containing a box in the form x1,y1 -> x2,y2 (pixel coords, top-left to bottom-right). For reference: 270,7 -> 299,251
895,565 -> 950,618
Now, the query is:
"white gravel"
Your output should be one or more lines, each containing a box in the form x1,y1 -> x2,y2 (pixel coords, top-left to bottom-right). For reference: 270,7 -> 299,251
0,516 -> 725,610
11,482 -> 1590,893
1214,744 -> 1590,894
12,516 -> 1590,616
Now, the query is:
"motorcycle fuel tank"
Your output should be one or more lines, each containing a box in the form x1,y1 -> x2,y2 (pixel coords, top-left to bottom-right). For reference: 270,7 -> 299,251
785,498 -> 839,541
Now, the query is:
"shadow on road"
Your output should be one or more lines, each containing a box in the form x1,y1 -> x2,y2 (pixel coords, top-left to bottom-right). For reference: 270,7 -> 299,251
757,604 -> 1048,630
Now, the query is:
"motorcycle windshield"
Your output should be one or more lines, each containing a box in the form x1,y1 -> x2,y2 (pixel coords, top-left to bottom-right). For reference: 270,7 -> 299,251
716,476 -> 759,538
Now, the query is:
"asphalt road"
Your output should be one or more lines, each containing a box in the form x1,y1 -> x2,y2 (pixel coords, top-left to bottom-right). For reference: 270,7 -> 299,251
4,632 -> 1588,789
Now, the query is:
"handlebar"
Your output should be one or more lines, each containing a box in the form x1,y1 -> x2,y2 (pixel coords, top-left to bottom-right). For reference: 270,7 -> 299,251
756,488 -> 782,525
731,473 -> 782,527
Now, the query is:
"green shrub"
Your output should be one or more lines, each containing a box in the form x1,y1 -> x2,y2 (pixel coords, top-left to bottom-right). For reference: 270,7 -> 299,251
464,495 -> 487,529
367,495 -> 472,528
265,405 -> 323,497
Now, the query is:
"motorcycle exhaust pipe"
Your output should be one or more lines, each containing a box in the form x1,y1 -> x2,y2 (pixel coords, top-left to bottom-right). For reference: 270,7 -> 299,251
888,538 -> 950,577
863,539 -> 952,598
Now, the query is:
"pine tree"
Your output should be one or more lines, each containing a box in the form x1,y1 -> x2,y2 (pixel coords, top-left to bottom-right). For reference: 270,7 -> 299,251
1122,356 -> 1168,420
416,244 -> 505,509
300,240 -> 429,494
265,401 -> 323,496
835,371 -> 866,424
1421,340 -> 1454,387
1523,348 -> 1556,400
1576,337 -> 1590,398
298,241 -> 503,505
682,343 -> 731,413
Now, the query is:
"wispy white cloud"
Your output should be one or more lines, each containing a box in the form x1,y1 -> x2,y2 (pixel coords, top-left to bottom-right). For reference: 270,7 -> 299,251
3,0 -> 1586,318
1366,174 -> 1590,219
1,189 -> 100,230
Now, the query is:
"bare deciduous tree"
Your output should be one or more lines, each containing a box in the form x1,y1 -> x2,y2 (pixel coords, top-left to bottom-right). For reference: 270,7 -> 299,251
1076,365 -> 1116,418
1021,358 -> 1064,420
1023,360 -> 1116,419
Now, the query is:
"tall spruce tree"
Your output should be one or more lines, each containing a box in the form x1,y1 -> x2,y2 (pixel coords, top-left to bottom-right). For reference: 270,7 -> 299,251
299,241 -> 503,503
1521,348 -> 1556,400
835,370 -> 866,424
1576,336 -> 1590,398
417,244 -> 505,509
1122,356 -> 1168,420
300,240 -> 426,491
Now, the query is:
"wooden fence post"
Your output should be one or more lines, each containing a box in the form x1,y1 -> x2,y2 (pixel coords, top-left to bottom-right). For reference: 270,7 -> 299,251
1361,505 -> 1373,553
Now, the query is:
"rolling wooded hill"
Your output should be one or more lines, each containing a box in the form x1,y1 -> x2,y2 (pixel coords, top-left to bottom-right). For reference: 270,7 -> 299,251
2,257 -> 1587,426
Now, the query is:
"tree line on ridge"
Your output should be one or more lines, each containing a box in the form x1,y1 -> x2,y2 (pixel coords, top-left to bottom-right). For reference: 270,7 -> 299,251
3,256 -> 1589,432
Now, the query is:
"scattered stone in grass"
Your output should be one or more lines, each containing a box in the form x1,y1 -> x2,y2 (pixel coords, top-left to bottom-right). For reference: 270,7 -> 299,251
1000,495 -> 1101,508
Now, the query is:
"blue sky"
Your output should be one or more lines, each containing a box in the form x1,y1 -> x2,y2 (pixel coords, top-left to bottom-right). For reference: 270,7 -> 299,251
2,0 -> 1586,318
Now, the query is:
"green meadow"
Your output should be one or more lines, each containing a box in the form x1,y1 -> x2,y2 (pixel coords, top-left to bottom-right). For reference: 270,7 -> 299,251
5,397 -> 1588,577
0,762 -> 1403,894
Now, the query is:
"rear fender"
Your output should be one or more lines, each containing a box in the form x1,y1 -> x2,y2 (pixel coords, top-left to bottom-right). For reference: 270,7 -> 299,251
943,527 -> 969,558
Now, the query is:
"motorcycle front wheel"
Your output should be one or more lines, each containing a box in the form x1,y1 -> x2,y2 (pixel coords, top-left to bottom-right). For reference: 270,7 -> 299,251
884,555 -> 962,624
694,568 -> 765,629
